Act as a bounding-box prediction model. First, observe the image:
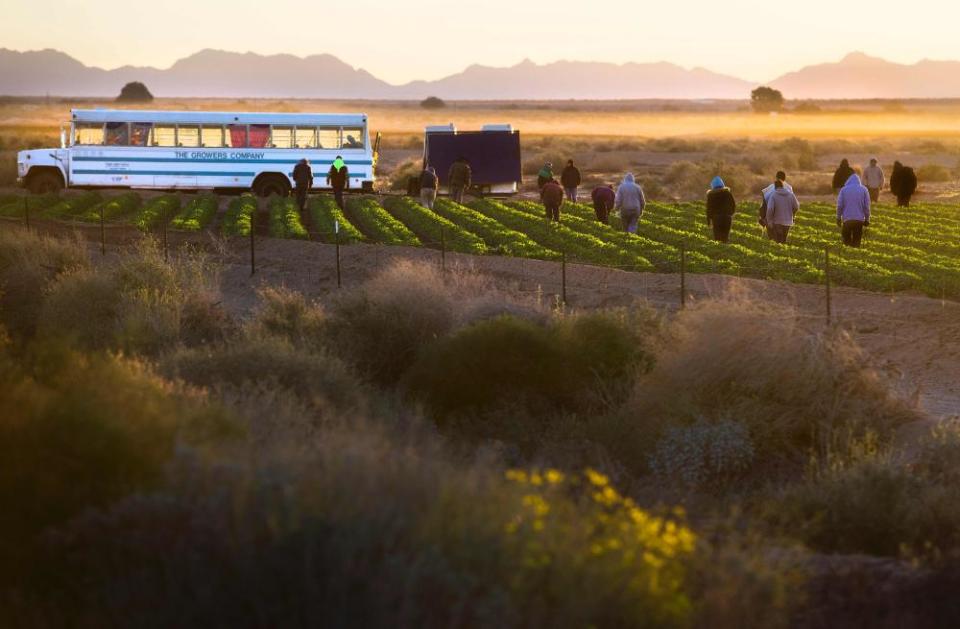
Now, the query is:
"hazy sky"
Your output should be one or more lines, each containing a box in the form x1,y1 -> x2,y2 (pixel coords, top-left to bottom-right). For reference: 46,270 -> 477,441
2,0 -> 957,83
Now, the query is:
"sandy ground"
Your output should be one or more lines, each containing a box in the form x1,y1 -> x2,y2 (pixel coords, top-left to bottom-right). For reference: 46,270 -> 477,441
7,215 -> 957,424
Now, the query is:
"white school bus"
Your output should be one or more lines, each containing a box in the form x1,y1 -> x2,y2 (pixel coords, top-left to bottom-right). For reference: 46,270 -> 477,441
16,109 -> 377,195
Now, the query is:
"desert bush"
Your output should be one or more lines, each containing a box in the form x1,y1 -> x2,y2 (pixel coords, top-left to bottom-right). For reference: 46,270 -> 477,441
649,420 -> 755,488
323,260 -> 456,385
916,163 -> 952,183
405,309 -> 658,430
0,227 -> 88,339
248,286 -> 326,351
161,336 -> 362,415
388,156 -> 423,191
622,296 -> 919,475
37,439 -> 697,628
39,239 -> 226,355
0,340 -> 233,585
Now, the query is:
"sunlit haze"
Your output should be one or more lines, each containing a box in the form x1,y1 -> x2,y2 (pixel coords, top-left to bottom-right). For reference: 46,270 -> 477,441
4,0 -> 960,83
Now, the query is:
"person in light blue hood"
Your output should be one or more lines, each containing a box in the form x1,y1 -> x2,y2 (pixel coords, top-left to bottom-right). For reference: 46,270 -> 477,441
837,173 -> 871,247
614,172 -> 646,233
705,177 -> 736,242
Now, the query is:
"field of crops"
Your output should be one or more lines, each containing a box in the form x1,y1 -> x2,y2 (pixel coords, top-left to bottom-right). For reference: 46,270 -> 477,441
2,190 -> 958,298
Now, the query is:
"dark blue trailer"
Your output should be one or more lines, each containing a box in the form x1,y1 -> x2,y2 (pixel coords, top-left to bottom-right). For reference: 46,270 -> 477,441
423,124 -> 521,196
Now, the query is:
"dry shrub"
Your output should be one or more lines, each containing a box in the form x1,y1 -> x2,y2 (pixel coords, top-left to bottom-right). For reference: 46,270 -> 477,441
248,285 -> 325,351
623,293 -> 919,471
0,227 -> 88,339
38,238 -> 229,355
387,156 -> 423,190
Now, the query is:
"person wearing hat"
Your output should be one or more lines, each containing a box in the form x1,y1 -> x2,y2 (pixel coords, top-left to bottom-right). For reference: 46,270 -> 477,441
706,176 -> 737,243
537,162 -> 554,190
863,158 -> 885,203
419,165 -> 439,210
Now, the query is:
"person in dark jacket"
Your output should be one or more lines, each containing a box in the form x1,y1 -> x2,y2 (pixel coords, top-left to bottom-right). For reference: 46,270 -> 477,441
292,158 -> 313,212
560,160 -> 582,202
419,165 -> 438,210
536,162 -> 554,190
890,161 -> 918,207
705,176 -> 736,242
448,156 -> 472,204
591,184 -> 615,223
326,155 -> 349,209
832,159 -> 855,192
541,178 -> 564,222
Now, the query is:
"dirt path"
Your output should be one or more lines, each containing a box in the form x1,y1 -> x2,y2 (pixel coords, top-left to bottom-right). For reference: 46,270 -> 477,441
5,216 -> 959,419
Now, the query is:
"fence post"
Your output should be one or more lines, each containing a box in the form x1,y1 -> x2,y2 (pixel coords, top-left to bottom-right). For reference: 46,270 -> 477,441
99,203 -> 106,256
335,222 -> 342,289
440,227 -> 446,271
23,196 -> 29,229
680,242 -> 687,309
824,246 -> 832,325
561,250 -> 567,305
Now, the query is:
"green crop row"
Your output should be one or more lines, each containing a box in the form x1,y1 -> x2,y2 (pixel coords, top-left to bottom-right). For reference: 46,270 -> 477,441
383,196 -> 487,255
40,191 -> 102,219
269,197 -> 308,239
77,192 -> 142,222
221,194 -> 256,237
432,199 -> 558,260
0,193 -> 60,217
344,197 -> 420,246
308,195 -> 364,244
134,195 -> 180,231
171,194 -> 218,231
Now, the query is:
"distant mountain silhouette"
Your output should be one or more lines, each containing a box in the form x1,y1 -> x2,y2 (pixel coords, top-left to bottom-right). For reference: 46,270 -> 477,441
769,52 -> 960,99
3,48 -> 960,100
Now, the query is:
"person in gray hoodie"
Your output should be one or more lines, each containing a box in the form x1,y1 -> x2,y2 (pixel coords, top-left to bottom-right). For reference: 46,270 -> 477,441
837,173 -> 871,248
765,180 -> 800,244
862,159 -> 885,203
614,172 -> 646,233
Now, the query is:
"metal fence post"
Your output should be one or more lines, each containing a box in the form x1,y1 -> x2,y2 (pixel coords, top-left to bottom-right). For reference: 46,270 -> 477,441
680,242 -> 687,309
824,246 -> 832,325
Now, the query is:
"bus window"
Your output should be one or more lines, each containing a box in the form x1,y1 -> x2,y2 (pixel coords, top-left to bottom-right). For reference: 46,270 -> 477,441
318,127 -> 339,149
177,125 -> 200,148
249,125 -> 270,148
74,123 -> 104,145
341,128 -> 364,149
152,125 -> 176,147
105,122 -> 129,146
227,125 -> 247,148
130,123 -> 152,147
294,127 -> 318,149
201,125 -> 224,148
271,126 -> 293,149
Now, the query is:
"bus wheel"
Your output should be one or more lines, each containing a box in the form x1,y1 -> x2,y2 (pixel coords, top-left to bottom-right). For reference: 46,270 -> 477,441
253,175 -> 290,198
27,169 -> 64,194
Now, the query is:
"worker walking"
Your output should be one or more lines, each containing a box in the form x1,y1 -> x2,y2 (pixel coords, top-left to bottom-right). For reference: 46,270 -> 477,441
541,178 -> 564,223
560,160 -> 582,202
890,161 -> 918,207
448,156 -> 472,204
837,173 -> 871,248
326,155 -> 349,209
614,173 -> 646,234
765,180 -> 800,244
706,176 -> 736,243
863,158 -> 885,203
760,171 -> 791,238
293,158 -> 313,212
591,183 -> 615,224
832,159 -> 855,192
537,162 -> 554,190
419,165 -> 438,210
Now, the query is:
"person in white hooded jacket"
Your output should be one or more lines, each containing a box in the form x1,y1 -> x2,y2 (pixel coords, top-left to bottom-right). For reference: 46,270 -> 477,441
765,180 -> 800,244
614,172 -> 646,233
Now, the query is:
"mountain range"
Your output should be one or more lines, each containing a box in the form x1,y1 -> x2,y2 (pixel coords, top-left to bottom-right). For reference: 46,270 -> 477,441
1,49 -> 956,100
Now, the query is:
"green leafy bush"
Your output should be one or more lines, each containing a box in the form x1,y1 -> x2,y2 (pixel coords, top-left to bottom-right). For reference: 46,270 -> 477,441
171,194 -> 218,231
268,197 -> 308,239
133,194 -> 180,231
77,192 -> 141,222
221,194 -> 256,236
308,195 -> 364,243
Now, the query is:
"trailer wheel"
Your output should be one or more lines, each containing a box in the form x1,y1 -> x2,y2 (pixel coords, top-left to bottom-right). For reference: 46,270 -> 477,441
253,174 -> 290,198
27,169 -> 64,194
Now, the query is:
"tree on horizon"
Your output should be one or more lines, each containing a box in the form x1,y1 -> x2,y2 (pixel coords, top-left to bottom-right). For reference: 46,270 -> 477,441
116,82 -> 154,103
751,86 -> 784,113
